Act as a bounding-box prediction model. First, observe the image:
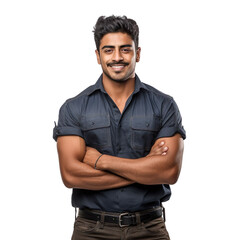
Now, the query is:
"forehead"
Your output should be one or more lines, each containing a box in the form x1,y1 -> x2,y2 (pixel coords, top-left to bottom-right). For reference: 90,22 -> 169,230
100,32 -> 135,48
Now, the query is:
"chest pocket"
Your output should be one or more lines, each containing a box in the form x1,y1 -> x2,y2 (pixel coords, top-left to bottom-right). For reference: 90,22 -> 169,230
131,116 -> 160,151
82,115 -> 111,148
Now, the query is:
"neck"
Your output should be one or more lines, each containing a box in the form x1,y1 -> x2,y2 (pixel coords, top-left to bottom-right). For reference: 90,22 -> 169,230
102,73 -> 135,113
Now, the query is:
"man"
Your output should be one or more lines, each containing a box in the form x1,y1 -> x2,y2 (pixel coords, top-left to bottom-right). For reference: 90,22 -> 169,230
53,15 -> 186,240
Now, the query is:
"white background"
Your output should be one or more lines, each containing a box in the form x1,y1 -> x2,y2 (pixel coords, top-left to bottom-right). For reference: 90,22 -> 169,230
0,0 -> 239,239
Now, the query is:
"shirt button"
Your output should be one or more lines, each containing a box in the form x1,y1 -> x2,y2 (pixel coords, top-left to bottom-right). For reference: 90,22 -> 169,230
91,122 -> 95,126
146,122 -> 149,127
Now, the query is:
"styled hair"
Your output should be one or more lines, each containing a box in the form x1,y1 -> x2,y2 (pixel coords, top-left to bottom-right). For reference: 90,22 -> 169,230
93,15 -> 139,51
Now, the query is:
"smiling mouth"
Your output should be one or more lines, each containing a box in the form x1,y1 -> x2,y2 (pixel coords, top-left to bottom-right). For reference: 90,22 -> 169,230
107,63 -> 129,71
110,65 -> 126,71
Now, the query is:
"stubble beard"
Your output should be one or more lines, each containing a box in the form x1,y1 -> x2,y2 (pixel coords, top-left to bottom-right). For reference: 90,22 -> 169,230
102,63 -> 136,83
103,70 -> 130,83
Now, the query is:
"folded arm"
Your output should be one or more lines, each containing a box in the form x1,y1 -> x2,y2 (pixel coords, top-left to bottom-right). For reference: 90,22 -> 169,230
57,136 -> 134,190
84,134 -> 184,185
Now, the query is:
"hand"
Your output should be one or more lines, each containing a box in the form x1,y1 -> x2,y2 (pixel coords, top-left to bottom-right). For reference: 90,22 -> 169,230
83,147 -> 102,168
147,141 -> 168,157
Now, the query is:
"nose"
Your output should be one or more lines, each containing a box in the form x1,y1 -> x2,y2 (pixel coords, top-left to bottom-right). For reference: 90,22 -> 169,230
112,49 -> 123,62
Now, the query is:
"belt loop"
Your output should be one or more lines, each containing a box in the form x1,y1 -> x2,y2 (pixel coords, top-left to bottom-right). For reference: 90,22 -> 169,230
135,212 -> 141,225
100,212 -> 105,229
75,208 -> 77,220
160,203 -> 166,222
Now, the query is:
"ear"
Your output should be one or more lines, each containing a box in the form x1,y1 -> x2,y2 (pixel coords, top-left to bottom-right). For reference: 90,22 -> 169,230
136,47 -> 141,62
95,50 -> 101,64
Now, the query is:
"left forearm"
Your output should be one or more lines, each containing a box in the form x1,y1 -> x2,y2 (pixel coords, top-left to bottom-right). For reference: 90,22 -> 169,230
97,154 -> 179,185
83,134 -> 184,185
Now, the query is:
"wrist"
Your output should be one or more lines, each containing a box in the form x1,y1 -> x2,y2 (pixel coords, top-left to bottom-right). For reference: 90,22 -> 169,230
96,154 -> 108,170
94,154 -> 104,170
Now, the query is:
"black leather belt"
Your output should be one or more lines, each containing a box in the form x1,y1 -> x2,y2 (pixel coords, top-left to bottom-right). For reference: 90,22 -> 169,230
78,207 -> 163,227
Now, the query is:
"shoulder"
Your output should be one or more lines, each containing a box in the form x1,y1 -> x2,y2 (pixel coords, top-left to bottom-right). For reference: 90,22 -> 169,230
63,84 -> 95,107
58,84 -> 96,117
139,82 -> 181,118
141,82 -> 173,103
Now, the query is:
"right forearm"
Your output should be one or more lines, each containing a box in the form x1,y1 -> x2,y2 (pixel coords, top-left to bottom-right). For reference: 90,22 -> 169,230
61,160 -> 134,190
57,136 -> 134,190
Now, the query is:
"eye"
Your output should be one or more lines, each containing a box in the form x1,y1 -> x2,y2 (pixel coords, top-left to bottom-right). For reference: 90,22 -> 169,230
104,49 -> 113,54
121,48 -> 131,53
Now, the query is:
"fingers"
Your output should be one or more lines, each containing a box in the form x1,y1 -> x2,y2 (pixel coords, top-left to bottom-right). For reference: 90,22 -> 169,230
157,142 -> 168,154
159,141 -> 165,146
151,141 -> 164,151
147,141 -> 169,157
161,146 -> 168,155
157,145 -> 168,155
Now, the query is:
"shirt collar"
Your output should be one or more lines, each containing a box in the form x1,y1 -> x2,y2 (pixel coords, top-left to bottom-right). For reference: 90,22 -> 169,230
87,74 -> 148,96
134,74 -> 148,93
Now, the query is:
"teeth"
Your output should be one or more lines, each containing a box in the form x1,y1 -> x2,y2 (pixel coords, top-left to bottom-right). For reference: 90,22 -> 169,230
111,65 -> 125,69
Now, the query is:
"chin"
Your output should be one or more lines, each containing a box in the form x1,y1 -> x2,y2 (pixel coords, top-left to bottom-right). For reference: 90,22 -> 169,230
110,77 -> 129,83
105,73 -> 127,82
103,69 -> 135,83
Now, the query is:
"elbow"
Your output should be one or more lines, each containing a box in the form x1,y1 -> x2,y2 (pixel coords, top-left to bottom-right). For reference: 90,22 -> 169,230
167,175 -> 179,185
63,179 -> 73,189
144,166 -> 180,185
166,153 -> 183,185
61,172 -> 74,188
166,166 -> 181,185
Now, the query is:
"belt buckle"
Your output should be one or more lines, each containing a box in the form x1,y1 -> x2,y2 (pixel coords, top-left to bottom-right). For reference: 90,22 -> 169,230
119,212 -> 129,227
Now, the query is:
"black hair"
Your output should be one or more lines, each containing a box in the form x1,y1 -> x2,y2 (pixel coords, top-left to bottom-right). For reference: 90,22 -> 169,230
93,15 -> 139,51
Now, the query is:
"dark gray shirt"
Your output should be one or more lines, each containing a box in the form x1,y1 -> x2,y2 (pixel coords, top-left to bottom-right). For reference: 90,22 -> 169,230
53,74 -> 186,212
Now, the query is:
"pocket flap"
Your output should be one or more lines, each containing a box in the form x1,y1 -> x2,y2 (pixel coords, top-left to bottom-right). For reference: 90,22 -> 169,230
82,115 -> 110,131
131,116 -> 160,131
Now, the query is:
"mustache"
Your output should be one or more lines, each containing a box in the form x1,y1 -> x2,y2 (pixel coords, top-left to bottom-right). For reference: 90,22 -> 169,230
107,62 -> 129,67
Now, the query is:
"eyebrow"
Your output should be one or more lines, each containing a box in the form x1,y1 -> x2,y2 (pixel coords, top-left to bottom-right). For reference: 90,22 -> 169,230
101,44 -> 133,50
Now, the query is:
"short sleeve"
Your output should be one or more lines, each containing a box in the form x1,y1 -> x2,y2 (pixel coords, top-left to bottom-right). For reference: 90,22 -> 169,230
53,102 -> 83,141
156,98 -> 186,140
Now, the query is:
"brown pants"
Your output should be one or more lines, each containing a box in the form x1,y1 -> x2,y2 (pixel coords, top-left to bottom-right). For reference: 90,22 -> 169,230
71,216 -> 170,240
